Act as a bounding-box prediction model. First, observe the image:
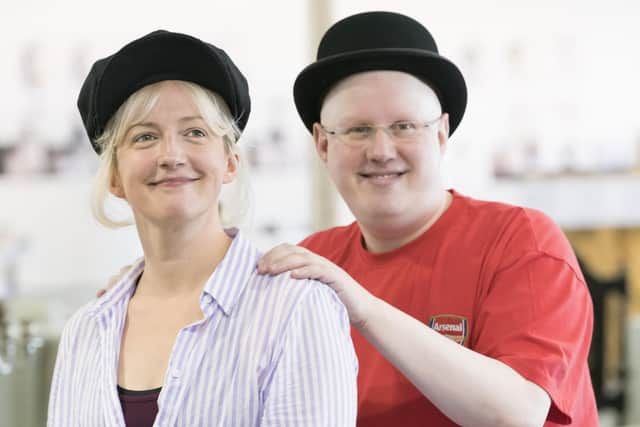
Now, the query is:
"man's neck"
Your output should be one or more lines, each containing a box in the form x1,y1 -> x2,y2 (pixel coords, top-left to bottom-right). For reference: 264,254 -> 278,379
359,190 -> 452,254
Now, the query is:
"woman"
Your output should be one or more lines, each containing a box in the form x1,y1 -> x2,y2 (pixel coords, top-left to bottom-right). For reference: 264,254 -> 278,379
47,30 -> 357,427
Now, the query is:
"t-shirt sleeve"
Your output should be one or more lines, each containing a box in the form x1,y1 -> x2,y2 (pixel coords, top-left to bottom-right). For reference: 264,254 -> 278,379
472,248 -> 593,424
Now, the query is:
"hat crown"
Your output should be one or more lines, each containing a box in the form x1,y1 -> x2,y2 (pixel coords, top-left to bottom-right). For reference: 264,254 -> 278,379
318,11 -> 439,60
78,30 -> 250,154
294,11 -> 466,137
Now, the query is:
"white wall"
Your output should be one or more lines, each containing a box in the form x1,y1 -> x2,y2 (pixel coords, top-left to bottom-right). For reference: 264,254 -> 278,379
1,0 -> 639,298
0,0 -> 316,296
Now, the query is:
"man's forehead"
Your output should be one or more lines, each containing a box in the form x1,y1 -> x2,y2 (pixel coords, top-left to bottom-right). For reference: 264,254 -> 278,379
320,70 -> 442,119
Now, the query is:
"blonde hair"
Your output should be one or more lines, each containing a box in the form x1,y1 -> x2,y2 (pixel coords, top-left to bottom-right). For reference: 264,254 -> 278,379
91,80 -> 252,228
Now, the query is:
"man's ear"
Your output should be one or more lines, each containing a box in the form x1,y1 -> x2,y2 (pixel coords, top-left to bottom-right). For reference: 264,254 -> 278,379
438,113 -> 450,155
312,123 -> 329,163
223,151 -> 240,184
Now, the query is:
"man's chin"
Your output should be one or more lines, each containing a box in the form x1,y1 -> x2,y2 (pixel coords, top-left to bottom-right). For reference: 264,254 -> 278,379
353,201 -> 406,222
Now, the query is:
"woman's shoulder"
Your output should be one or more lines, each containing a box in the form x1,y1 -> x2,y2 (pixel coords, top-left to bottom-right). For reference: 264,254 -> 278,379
252,271 -> 340,306
57,299 -> 102,346
244,272 -> 347,331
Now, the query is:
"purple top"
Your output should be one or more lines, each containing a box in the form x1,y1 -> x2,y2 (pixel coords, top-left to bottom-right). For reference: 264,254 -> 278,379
117,386 -> 161,427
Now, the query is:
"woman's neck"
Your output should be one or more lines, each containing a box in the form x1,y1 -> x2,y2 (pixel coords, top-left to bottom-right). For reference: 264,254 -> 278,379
134,215 -> 232,298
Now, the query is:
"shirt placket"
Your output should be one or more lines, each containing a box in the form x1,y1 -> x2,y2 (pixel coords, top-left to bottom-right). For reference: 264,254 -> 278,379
154,297 -> 223,426
98,310 -> 127,427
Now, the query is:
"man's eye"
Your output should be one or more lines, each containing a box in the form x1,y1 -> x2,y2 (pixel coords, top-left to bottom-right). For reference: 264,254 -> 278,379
393,122 -> 417,131
346,126 -> 372,135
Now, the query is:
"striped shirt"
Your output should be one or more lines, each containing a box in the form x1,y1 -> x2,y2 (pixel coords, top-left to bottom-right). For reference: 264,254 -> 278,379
48,230 -> 358,426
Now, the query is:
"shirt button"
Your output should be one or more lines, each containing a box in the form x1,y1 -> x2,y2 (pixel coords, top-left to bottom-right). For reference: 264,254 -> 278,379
172,368 -> 181,379
203,294 -> 213,304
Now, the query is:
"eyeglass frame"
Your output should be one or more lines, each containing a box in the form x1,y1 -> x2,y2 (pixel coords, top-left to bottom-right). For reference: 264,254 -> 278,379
319,114 -> 443,145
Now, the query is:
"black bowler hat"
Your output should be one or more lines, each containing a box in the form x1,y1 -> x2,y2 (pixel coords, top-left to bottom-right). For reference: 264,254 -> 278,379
294,11 -> 467,136
78,30 -> 251,154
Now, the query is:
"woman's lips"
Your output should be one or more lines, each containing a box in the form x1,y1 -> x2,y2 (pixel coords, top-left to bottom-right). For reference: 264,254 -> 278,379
150,177 -> 198,187
359,171 -> 406,178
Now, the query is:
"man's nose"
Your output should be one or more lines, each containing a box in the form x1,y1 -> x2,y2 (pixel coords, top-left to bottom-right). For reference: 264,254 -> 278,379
366,128 -> 397,162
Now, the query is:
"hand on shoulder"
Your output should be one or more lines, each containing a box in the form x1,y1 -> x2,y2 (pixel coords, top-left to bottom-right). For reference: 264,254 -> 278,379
257,243 -> 376,328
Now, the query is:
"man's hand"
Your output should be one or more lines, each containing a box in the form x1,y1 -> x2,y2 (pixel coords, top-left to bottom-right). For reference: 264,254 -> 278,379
257,243 -> 376,328
96,263 -> 136,298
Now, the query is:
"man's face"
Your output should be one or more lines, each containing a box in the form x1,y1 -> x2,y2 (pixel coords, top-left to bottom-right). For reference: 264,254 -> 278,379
313,70 -> 449,229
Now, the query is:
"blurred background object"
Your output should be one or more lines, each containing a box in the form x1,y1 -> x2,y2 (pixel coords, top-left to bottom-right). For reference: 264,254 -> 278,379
1,0 -> 639,425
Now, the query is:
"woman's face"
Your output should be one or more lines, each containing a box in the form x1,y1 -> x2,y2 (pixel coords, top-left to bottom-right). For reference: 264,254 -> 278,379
110,81 -> 238,226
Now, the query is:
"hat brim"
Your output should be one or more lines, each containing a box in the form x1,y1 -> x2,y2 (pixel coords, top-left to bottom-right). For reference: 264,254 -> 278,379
293,48 -> 467,136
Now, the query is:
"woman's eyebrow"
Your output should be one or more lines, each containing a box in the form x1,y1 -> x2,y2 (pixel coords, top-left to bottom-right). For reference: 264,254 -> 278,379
129,121 -> 160,130
128,116 -> 204,132
178,115 -> 204,123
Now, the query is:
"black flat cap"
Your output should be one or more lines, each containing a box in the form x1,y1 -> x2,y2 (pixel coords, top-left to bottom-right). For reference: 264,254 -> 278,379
294,11 -> 467,136
78,30 -> 251,154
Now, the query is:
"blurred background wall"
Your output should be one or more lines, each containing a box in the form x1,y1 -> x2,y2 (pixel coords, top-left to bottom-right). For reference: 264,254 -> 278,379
0,0 -> 639,425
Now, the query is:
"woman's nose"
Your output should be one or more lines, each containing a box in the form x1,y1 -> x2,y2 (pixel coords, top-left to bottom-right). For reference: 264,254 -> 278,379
157,135 -> 186,168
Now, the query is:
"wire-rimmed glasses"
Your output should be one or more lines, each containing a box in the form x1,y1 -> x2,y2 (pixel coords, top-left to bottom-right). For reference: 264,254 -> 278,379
320,115 -> 442,147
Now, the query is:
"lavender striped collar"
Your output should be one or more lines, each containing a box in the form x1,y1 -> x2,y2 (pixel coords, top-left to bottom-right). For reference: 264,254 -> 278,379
87,228 -> 258,318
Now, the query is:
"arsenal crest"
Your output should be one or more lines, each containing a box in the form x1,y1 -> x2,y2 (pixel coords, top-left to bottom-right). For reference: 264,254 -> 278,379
428,315 -> 469,345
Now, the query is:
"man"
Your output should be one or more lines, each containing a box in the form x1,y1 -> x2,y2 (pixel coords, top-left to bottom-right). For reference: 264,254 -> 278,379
257,11 -> 597,427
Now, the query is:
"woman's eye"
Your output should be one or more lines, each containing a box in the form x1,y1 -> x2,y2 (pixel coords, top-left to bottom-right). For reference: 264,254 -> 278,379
133,133 -> 156,143
186,129 -> 206,137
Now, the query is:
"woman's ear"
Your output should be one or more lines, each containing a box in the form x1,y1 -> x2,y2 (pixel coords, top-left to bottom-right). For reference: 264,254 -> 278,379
223,151 -> 240,183
109,170 -> 126,199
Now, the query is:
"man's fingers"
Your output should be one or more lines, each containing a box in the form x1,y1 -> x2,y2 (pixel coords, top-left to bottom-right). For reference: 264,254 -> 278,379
258,244 -> 312,272
291,264 -> 339,285
290,265 -> 324,281
261,253 -> 310,274
258,252 -> 318,275
260,244 -> 303,263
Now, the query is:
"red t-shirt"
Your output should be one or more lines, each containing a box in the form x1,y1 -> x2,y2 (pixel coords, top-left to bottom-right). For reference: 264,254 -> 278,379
300,190 -> 597,426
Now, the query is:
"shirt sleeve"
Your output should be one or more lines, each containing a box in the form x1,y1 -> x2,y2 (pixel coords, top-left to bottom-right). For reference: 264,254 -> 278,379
47,314 -> 75,427
260,282 -> 358,426
472,250 -> 594,425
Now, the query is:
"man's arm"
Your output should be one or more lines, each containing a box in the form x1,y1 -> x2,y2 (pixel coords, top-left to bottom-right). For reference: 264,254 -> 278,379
360,293 -> 551,427
258,244 -> 551,427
